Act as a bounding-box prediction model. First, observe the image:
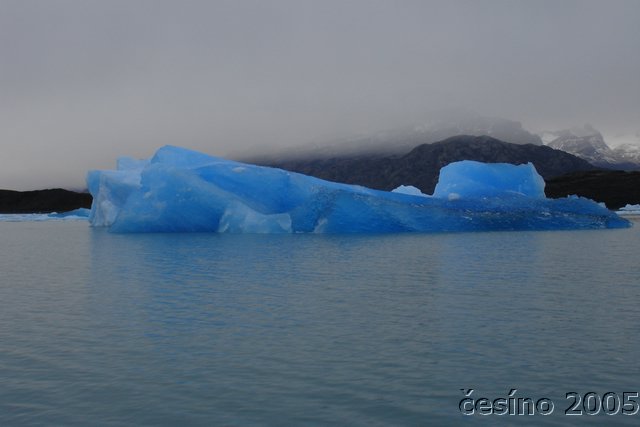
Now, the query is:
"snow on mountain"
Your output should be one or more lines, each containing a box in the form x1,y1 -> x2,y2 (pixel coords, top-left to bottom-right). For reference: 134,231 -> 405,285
542,124 -> 640,169
539,131 -> 559,145
613,143 -> 640,164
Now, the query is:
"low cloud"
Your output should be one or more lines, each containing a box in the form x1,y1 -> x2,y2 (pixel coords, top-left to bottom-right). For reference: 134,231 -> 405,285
1,0 -> 639,189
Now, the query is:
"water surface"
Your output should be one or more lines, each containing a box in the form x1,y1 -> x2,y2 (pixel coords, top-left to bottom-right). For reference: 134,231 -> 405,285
1,221 -> 639,426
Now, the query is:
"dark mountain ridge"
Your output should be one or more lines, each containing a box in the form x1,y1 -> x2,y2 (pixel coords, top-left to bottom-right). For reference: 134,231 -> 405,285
545,170 -> 640,210
0,188 -> 92,214
258,135 -> 597,195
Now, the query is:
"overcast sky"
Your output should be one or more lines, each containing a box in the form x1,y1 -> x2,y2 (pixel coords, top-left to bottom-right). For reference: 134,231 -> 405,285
1,0 -> 639,190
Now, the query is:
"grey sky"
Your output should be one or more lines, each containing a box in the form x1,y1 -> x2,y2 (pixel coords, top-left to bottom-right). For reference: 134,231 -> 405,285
1,0 -> 639,190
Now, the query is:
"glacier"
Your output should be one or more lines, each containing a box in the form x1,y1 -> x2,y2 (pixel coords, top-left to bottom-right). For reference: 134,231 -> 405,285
87,145 -> 631,233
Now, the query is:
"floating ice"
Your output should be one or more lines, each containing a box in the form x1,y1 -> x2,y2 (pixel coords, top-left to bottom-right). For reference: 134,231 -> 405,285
618,204 -> 640,216
87,145 -> 631,233
0,208 -> 91,222
48,208 -> 91,219
432,161 -> 545,199
391,185 -> 428,197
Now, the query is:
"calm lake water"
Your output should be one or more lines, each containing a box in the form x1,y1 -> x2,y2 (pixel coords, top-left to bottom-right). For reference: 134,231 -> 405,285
1,220 -> 639,426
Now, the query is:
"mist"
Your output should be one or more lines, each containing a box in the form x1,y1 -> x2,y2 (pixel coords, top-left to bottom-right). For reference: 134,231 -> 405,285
1,0 -> 639,190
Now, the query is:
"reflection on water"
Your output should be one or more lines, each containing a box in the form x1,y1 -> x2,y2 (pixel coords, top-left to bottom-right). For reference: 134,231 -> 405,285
1,221 -> 639,426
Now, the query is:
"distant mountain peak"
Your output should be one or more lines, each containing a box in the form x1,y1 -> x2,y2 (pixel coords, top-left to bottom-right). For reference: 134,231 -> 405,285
542,124 -> 640,170
570,123 -> 600,138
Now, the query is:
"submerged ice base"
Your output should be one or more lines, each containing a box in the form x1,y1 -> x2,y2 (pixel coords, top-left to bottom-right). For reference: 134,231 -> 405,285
87,146 -> 630,233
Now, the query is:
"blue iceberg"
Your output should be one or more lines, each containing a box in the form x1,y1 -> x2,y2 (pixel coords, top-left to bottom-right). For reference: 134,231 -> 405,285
0,208 -> 91,222
87,145 -> 630,233
48,208 -> 91,219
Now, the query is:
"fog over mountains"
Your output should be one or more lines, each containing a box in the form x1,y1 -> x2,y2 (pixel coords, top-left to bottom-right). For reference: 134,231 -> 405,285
250,111 -> 640,171
250,110 -> 543,161
245,111 -> 640,211
2,1 -> 639,190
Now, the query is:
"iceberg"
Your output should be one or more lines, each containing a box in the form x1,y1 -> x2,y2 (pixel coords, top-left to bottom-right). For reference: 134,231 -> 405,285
47,208 -> 91,219
87,145 -> 631,233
